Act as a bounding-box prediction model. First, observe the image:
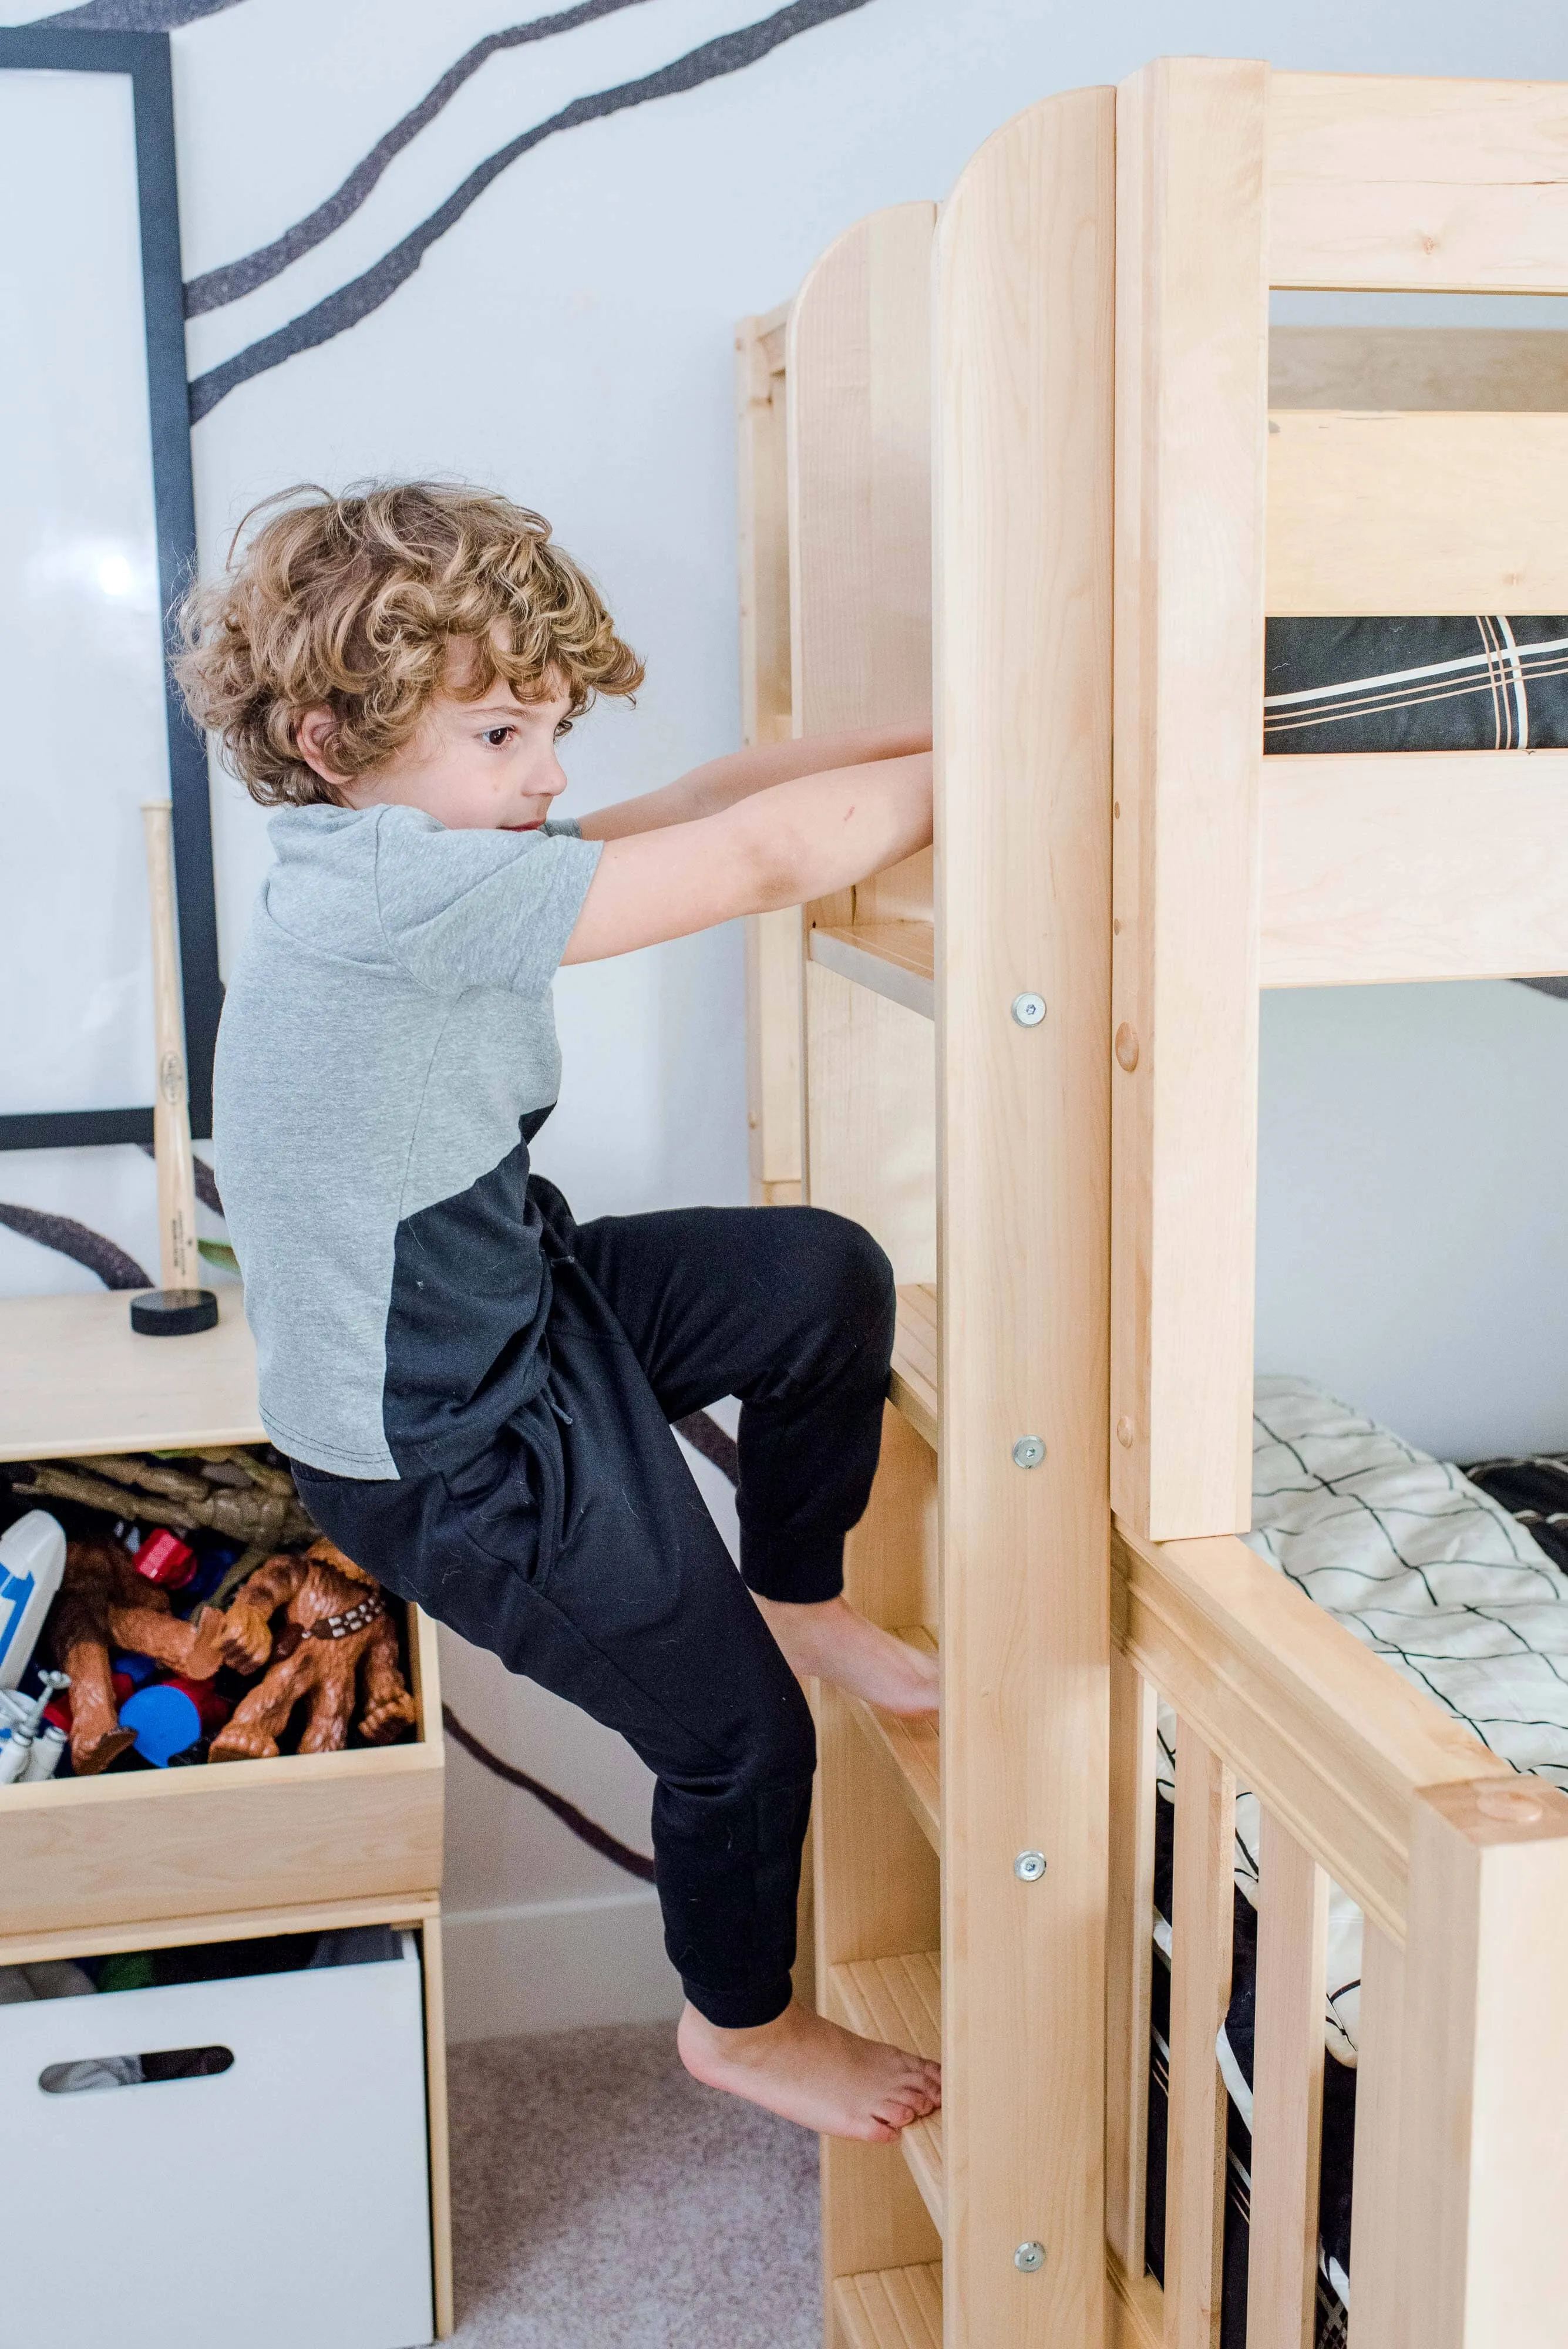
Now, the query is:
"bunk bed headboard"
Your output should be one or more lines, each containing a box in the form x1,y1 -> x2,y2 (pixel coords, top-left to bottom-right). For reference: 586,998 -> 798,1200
1110,61 -> 1568,1544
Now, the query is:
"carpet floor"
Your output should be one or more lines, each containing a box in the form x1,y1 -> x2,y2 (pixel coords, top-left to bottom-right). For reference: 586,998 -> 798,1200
447,2022 -> 822,2347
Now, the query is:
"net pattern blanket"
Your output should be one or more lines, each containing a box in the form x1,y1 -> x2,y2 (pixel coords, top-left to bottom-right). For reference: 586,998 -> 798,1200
1156,1375 -> 1568,2066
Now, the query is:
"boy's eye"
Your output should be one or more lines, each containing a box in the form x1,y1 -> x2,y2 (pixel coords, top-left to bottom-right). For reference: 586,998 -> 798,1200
482,725 -> 516,748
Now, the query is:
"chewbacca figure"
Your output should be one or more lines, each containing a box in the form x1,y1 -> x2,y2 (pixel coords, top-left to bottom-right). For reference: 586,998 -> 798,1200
208,1537 -> 416,1762
48,1537 -> 227,1775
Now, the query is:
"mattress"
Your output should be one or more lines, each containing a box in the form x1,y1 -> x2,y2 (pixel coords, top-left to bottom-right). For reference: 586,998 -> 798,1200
1264,615 -> 1568,753
1143,1375 -> 1568,2344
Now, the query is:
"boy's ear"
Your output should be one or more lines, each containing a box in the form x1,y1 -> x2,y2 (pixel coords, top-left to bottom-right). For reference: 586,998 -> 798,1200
295,706 -> 349,788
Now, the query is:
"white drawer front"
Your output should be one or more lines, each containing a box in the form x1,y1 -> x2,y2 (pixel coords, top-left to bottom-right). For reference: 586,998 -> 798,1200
0,1946 -> 433,2349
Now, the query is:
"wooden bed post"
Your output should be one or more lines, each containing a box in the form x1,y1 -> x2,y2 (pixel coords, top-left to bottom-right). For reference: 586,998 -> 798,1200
1111,57 -> 1271,1544
1394,1778 -> 1568,2349
935,84 -> 1115,2349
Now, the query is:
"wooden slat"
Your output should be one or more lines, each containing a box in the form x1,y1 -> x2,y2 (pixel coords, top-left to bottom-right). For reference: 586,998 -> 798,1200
828,1951 -> 944,2231
1112,1518 -> 1506,1945
833,2261 -> 943,2349
1106,1647 -> 1158,2277
844,1627 -> 941,1852
1246,1811 -> 1328,2349
1111,56 -> 1267,1544
1269,324 -> 1568,413
809,921 -> 936,1020
1346,1920 -> 1404,2349
0,1889 -> 439,1969
789,201 -> 934,946
1398,1778 -> 1568,2348
889,1283 -> 938,1449
1270,72 -> 1568,294
737,307 -> 802,1203
1261,749 -> 1568,987
936,80 -> 1115,2349
804,961 -> 935,1287
1268,409 -> 1568,617
0,1285 -> 262,1459
1164,1728 -> 1236,2349
1107,2249 -> 1165,2349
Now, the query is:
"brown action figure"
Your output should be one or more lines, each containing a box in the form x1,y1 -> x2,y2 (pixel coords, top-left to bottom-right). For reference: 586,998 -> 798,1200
208,1537 -> 416,1761
48,1538 -> 226,1775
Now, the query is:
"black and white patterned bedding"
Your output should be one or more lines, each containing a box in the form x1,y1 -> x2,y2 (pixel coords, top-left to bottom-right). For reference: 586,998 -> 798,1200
1142,1378 -> 1568,2345
1264,617 -> 1568,753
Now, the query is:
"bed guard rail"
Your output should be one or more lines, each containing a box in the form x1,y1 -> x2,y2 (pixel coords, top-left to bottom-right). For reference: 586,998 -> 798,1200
1108,1518 -> 1568,2349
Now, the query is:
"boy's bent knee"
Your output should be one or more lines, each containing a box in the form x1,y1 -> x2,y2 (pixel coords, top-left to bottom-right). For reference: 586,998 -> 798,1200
787,1208 -> 895,1344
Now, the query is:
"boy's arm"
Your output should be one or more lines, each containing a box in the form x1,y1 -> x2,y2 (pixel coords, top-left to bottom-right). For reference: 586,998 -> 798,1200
576,724 -> 928,842
561,753 -> 931,965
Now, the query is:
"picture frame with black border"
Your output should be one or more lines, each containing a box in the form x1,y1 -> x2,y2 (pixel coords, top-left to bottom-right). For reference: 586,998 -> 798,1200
0,24 -> 220,1153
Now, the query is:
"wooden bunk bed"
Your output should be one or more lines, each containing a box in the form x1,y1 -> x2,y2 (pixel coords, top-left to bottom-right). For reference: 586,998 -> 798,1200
741,58 -> 1568,2349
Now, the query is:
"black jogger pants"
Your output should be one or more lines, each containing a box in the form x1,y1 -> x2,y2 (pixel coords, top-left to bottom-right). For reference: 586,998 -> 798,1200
291,1196 -> 897,2028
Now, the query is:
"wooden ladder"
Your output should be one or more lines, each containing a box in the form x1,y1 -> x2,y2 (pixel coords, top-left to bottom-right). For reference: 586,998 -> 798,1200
739,88 -> 1116,2349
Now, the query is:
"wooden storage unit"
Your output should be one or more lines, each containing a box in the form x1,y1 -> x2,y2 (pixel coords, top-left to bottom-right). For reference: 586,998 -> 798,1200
0,1284 -> 452,2335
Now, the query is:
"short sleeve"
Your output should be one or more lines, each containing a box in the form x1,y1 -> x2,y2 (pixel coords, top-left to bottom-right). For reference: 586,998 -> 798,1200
371,807 -> 601,997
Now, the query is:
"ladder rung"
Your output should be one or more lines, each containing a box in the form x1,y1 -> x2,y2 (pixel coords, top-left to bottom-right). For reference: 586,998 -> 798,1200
843,1627 -> 940,1850
809,921 -> 935,1020
889,1284 -> 938,1448
832,2261 -> 943,2349
826,1951 -> 943,2232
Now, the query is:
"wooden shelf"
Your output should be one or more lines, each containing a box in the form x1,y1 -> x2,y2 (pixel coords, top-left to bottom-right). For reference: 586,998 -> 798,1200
890,1284 -> 937,1448
809,922 -> 935,1021
834,2261 -> 943,2349
827,1950 -> 943,2230
0,1284 -> 263,1460
844,1627 -> 940,1850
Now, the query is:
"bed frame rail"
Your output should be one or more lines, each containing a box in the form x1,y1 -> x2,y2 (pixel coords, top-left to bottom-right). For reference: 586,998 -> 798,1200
1108,1520 -> 1568,2349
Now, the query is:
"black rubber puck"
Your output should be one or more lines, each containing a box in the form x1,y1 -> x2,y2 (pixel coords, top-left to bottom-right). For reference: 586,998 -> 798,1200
129,1288 -> 220,1337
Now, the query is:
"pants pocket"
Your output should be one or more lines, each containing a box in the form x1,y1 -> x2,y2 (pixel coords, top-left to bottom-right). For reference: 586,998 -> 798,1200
441,1420 -> 559,1591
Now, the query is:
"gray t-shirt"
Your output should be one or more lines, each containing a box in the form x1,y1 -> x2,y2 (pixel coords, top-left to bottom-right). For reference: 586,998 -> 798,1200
213,803 -> 601,1478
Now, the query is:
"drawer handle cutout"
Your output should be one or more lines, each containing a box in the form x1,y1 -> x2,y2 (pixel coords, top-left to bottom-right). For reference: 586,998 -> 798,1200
39,2044 -> 234,2094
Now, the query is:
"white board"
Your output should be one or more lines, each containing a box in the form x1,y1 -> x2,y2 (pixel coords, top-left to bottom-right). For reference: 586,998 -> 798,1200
0,66 -> 170,1119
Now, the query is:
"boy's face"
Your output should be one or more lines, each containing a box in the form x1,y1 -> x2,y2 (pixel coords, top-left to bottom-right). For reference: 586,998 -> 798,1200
298,640 -> 575,832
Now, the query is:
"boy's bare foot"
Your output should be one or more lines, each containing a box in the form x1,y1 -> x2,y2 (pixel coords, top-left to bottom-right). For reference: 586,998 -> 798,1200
678,2000 -> 941,2141
753,1593 -> 938,1715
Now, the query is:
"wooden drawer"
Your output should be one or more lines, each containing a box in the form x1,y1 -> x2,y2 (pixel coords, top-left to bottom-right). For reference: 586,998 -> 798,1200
0,1287 -> 445,1947
0,1606 -> 443,1943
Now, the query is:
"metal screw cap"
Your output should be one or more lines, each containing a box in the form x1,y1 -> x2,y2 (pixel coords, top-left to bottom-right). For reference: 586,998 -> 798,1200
1011,1435 -> 1045,1469
1014,2242 -> 1046,2274
1014,1849 -> 1047,1882
1011,991 -> 1047,1028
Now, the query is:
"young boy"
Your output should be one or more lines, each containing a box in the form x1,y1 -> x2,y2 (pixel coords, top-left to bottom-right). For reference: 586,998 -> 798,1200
179,482 -> 938,2143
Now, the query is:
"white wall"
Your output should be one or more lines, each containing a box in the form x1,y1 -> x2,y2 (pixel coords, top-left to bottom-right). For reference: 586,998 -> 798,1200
5,0 -> 1568,2031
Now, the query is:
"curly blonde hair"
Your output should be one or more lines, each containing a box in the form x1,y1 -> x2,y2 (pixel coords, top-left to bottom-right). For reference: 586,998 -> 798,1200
173,482 -> 644,807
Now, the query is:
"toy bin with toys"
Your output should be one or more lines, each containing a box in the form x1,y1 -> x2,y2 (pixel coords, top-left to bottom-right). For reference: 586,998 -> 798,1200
0,1284 -> 452,2340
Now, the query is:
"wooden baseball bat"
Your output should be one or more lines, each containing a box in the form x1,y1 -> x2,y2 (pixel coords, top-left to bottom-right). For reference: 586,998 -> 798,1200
140,799 -> 201,1291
